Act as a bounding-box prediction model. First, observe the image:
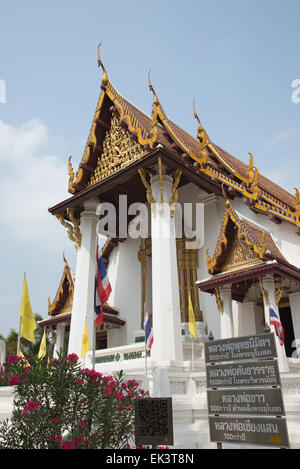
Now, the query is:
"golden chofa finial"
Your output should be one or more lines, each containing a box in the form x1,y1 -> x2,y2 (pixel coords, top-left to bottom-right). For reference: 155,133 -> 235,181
63,251 -> 68,265
294,188 -> 300,224
148,69 -> 159,105
193,100 -> 210,152
68,155 -> 75,192
246,152 -> 260,199
97,42 -> 109,87
148,70 -> 159,142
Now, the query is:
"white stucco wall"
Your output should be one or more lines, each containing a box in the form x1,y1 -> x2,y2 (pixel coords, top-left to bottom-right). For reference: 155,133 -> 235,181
106,237 -> 141,347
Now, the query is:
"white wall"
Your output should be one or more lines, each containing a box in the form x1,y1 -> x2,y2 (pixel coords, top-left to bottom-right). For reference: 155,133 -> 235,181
289,292 -> 300,352
106,237 -> 141,347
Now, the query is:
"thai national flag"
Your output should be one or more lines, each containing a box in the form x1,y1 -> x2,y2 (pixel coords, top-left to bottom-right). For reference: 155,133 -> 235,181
143,308 -> 154,349
270,307 -> 285,346
94,243 -> 112,327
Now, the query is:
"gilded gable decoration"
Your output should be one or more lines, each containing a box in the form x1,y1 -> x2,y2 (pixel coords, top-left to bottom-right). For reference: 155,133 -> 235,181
48,254 -> 74,316
88,115 -> 147,186
206,200 -> 269,275
221,231 -> 260,272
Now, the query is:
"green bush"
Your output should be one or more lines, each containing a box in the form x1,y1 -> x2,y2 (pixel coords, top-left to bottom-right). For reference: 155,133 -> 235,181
0,354 -> 148,449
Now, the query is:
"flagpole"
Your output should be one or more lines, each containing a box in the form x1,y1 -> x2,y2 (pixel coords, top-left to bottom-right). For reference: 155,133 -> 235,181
17,316 -> 22,356
144,302 -> 148,377
17,272 -> 26,356
92,319 -> 96,369
191,336 -> 194,372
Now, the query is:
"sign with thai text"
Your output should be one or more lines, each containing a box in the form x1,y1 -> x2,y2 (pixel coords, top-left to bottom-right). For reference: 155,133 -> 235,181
207,388 -> 285,416
205,332 -> 289,448
205,333 -> 277,364
206,359 -> 281,388
209,416 -> 289,448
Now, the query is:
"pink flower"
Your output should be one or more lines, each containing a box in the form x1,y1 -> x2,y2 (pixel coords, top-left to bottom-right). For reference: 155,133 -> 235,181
74,378 -> 84,384
76,436 -> 85,446
114,390 -> 122,400
53,417 -> 59,424
8,375 -> 20,386
7,355 -> 19,364
78,421 -> 87,427
69,438 -> 76,449
55,434 -> 62,442
63,353 -> 79,363
60,441 -> 69,449
21,401 -> 42,418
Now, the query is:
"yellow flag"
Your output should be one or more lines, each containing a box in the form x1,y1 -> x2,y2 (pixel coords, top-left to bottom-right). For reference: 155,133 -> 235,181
81,320 -> 91,358
38,329 -> 47,359
19,274 -> 37,343
188,294 -> 197,340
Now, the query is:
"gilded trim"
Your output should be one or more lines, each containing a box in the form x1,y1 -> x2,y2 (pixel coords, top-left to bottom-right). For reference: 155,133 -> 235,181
206,199 -> 267,275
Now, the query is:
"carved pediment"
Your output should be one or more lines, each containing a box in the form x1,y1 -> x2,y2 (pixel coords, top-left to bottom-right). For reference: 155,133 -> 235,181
221,230 -> 260,272
88,115 -> 147,186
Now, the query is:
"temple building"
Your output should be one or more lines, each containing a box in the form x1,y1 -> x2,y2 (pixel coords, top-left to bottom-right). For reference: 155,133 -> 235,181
42,46 -> 300,447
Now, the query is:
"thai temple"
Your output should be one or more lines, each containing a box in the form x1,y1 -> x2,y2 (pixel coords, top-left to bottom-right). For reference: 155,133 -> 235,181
38,46 -> 300,448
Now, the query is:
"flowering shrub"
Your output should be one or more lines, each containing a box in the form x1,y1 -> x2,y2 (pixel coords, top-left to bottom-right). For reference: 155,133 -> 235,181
0,354 -> 149,449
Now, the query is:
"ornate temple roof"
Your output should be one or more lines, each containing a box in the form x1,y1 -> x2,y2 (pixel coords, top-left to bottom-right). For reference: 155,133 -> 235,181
40,254 -> 125,328
205,198 -> 289,276
49,44 -> 300,236
198,198 -> 300,301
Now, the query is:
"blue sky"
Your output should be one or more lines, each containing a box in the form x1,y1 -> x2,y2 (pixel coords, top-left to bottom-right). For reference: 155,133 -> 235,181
0,0 -> 299,336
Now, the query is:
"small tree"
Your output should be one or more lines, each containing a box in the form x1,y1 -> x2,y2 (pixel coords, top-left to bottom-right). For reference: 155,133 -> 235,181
0,354 -> 148,449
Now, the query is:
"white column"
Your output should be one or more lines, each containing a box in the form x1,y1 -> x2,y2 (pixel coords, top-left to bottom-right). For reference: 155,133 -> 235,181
68,199 -> 99,358
219,286 -> 234,339
262,275 -> 289,373
289,292 -> 300,353
236,302 -> 256,336
150,174 -> 183,364
54,324 -> 65,357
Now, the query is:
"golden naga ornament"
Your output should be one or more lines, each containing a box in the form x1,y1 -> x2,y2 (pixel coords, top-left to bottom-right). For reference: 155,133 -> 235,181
55,208 -> 82,251
138,167 -> 156,216
214,288 -> 224,315
259,277 -> 269,306
169,169 -> 182,217
275,277 -> 284,306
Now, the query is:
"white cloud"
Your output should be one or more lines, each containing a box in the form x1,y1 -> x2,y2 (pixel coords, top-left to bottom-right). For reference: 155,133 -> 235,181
0,119 -> 69,240
269,128 -> 298,147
